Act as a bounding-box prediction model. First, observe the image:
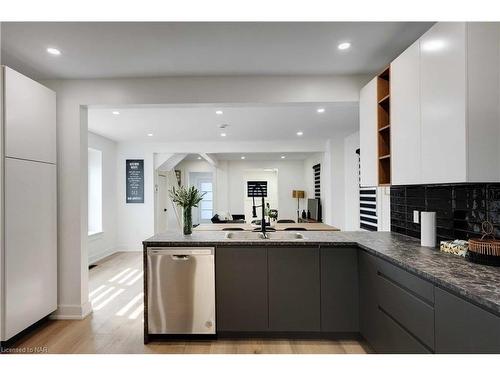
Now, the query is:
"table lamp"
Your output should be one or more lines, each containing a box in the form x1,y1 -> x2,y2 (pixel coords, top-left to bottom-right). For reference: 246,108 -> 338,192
292,190 -> 305,222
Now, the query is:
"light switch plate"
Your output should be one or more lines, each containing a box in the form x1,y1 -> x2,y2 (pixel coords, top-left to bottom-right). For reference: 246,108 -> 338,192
413,210 -> 420,224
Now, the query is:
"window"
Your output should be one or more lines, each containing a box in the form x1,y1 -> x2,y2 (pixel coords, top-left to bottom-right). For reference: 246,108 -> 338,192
198,180 -> 213,222
88,148 -> 103,235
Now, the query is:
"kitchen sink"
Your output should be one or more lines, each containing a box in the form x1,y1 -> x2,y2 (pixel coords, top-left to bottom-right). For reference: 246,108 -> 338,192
224,231 -> 267,240
265,232 -> 306,240
224,231 -> 306,240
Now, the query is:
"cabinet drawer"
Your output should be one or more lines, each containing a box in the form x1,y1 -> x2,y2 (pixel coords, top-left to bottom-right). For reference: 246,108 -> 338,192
377,306 -> 432,354
435,287 -> 500,353
377,259 -> 434,304
377,273 -> 435,350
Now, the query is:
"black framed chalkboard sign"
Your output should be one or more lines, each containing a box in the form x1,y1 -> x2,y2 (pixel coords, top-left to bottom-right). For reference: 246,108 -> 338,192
126,159 -> 144,203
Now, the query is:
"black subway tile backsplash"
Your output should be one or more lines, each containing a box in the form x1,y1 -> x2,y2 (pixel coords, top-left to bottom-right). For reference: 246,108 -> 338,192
390,184 -> 500,242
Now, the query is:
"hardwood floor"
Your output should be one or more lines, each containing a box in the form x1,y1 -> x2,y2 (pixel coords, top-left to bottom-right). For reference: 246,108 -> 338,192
10,252 -> 371,354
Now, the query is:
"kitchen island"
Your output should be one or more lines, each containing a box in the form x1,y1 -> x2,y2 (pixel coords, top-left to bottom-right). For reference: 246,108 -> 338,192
143,230 -> 500,353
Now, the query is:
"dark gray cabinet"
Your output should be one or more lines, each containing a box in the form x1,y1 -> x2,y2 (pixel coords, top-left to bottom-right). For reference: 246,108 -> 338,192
215,247 -> 268,332
358,250 -> 381,350
435,287 -> 500,353
376,260 -> 435,352
268,246 -> 321,331
320,247 -> 359,332
359,250 -> 435,353
377,307 -> 431,353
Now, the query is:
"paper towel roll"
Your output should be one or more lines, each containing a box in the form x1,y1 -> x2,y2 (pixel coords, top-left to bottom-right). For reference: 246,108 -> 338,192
421,212 -> 436,247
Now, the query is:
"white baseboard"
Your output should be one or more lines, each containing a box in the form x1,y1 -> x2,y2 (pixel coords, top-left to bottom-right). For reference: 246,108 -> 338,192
88,247 -> 118,265
50,301 -> 93,320
114,245 -> 143,252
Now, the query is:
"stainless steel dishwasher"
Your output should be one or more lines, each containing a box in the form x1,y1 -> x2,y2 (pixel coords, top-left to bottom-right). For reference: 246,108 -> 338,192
147,247 -> 215,335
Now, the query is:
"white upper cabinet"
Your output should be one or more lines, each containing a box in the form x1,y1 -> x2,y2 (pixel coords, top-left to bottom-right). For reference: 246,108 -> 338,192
465,22 -> 500,182
4,66 -> 57,164
359,77 -> 378,187
389,22 -> 500,185
420,22 -> 467,184
391,40 -> 421,185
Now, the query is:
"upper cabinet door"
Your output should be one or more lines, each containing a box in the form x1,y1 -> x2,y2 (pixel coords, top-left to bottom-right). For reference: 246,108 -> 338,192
391,40 -> 421,185
360,77 -> 378,187
4,67 -> 56,164
420,22 -> 467,184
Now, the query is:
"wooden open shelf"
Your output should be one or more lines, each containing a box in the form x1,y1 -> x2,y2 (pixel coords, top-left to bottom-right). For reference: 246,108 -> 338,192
379,157 -> 391,185
378,93 -> 390,104
377,66 -> 391,185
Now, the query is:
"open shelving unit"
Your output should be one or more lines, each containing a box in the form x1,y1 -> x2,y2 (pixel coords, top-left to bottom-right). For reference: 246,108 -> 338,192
377,66 -> 391,185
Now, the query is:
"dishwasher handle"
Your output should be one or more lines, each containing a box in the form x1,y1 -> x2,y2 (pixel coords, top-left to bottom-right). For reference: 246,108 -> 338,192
171,254 -> 190,260
148,247 -> 214,257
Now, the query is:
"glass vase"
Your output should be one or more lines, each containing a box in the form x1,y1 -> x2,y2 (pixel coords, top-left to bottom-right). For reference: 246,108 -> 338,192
183,207 -> 193,235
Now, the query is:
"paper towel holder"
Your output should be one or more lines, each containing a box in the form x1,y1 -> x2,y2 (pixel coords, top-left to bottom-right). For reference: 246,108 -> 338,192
421,211 -> 437,247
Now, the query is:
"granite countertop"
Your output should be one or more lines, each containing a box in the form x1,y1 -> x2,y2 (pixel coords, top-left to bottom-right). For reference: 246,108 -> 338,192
143,231 -> 500,316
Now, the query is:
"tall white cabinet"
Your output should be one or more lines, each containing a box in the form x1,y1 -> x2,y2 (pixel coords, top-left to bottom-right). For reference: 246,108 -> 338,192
391,22 -> 500,185
1,66 -> 57,342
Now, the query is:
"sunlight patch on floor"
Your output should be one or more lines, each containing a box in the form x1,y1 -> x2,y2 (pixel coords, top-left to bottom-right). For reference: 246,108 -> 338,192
116,292 -> 144,316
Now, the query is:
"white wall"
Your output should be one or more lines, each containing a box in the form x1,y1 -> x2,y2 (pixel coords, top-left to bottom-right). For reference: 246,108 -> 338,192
327,137 -> 346,229
344,131 -> 360,231
87,132 -> 118,264
115,143 -> 155,251
323,130 -> 361,231
41,74 -> 367,319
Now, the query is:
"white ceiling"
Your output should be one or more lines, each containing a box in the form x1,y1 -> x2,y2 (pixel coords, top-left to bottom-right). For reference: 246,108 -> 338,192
184,152 -> 317,161
87,102 -> 358,143
1,22 -> 433,79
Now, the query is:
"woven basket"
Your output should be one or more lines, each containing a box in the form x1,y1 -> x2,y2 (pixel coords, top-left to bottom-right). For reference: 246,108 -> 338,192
468,238 -> 500,256
466,221 -> 500,266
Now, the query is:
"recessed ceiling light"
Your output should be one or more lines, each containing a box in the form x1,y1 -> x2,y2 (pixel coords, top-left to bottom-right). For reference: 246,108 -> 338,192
215,110 -> 223,115
147,133 -> 153,137
317,108 -> 325,113
112,111 -> 120,115
241,156 -> 246,160
220,132 -> 227,137
197,156 -> 202,160
46,47 -> 61,55
281,155 -> 286,159
338,42 -> 351,50
296,131 -> 303,136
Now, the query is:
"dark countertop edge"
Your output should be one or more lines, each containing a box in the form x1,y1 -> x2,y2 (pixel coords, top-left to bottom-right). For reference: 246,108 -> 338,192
142,239 -> 500,317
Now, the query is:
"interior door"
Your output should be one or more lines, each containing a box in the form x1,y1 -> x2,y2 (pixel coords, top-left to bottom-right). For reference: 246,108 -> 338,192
156,174 -> 168,233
